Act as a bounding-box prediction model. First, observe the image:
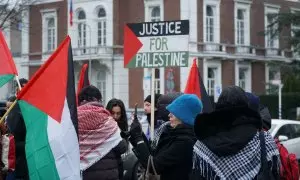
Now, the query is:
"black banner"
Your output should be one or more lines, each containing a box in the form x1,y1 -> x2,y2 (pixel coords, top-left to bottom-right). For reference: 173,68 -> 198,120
127,20 -> 189,37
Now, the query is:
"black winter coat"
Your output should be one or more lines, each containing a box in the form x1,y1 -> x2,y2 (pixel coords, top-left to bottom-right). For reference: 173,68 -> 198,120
83,140 -> 127,180
6,104 -> 29,180
134,124 -> 196,180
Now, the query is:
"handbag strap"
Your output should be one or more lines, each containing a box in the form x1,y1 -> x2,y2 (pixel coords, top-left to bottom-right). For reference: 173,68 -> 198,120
259,131 -> 268,176
150,156 -> 158,175
146,156 -> 159,176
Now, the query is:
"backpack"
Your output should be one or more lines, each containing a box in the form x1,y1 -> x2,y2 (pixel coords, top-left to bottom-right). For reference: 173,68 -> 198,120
275,139 -> 299,180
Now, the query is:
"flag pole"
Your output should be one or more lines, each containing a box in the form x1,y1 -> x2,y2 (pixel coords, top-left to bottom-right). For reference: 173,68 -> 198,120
15,75 -> 22,91
0,76 -> 22,124
0,99 -> 17,124
150,68 -> 155,140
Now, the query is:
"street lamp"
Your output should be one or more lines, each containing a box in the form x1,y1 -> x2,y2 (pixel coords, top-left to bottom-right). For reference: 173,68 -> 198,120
271,80 -> 284,119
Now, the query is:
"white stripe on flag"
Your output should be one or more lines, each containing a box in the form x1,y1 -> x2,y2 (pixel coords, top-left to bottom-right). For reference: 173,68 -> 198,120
48,99 -> 80,180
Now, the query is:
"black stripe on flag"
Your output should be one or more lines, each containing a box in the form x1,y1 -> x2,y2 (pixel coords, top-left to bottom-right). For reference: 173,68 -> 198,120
198,70 -> 214,113
66,43 -> 78,136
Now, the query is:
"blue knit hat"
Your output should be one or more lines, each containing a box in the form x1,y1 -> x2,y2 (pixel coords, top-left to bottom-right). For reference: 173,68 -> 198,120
166,94 -> 203,126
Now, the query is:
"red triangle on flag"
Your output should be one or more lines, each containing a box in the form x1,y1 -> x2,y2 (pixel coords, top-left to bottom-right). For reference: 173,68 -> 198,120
0,30 -> 18,75
17,36 -> 71,123
124,25 -> 143,67
184,59 -> 201,99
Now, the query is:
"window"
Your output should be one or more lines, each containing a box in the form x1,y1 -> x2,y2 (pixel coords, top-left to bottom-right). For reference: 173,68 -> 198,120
97,7 -> 106,46
275,125 -> 295,139
237,9 -> 245,45
47,18 -> 55,51
204,0 -> 220,44
150,6 -> 160,22
41,9 -> 57,53
150,6 -> 162,93
267,15 -> 276,48
236,63 -> 251,92
77,10 -> 86,53
207,67 -> 217,96
154,68 -> 160,94
205,60 -> 221,98
239,68 -> 247,90
293,124 -> 300,138
266,65 -> 280,94
144,3 -> 164,96
206,6 -> 214,42
74,72 -> 80,89
234,2 -> 250,46
291,10 -> 300,53
265,5 -> 280,49
96,70 -> 106,104
269,68 -> 280,81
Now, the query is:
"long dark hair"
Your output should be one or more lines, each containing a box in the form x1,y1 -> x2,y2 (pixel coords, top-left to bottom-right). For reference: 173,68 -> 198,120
106,98 -> 128,132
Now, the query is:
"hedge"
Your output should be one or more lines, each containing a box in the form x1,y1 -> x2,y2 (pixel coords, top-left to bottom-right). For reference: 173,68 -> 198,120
259,93 -> 300,120
208,93 -> 300,120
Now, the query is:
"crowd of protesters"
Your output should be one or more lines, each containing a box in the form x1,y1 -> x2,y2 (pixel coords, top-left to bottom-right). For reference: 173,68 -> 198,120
0,81 -> 299,180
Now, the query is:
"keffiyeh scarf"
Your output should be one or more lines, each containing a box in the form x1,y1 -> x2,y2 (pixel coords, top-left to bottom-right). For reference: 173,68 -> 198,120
193,131 -> 280,180
78,102 -> 122,171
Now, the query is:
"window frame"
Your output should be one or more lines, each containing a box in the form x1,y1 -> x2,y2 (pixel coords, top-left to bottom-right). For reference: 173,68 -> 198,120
235,62 -> 252,92
96,70 -> 107,104
203,0 -> 220,43
41,9 -> 57,53
265,64 -> 281,94
234,1 -> 251,46
290,8 -> 300,53
275,124 -> 296,140
264,4 -> 280,49
97,7 -> 107,46
150,6 -> 161,22
237,9 -> 245,45
204,60 -> 222,97
144,1 -> 165,96
205,5 -> 215,42
77,9 -> 87,53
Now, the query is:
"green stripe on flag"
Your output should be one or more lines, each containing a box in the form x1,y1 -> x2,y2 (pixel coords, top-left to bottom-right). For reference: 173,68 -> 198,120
0,74 -> 14,87
18,100 -> 60,180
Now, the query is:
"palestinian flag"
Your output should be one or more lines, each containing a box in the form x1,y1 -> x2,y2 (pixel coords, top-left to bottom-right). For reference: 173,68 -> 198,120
0,30 -> 18,87
76,63 -> 89,105
184,58 -> 213,113
17,36 -> 80,180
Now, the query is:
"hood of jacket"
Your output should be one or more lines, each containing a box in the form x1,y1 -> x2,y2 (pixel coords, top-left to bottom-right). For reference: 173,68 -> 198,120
194,105 -> 262,156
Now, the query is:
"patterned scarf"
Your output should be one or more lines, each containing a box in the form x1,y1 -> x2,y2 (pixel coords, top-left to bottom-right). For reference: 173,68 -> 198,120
193,131 -> 280,180
151,121 -> 170,149
78,102 -> 122,170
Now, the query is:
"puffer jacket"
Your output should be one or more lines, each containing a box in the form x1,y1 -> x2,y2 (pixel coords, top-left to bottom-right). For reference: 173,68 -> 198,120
132,124 -> 196,180
83,139 -> 128,180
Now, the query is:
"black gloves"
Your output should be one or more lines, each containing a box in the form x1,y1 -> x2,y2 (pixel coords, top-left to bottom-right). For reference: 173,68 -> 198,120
128,115 -> 144,147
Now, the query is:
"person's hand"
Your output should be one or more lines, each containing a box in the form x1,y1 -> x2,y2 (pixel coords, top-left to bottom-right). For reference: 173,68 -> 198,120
129,115 -> 143,146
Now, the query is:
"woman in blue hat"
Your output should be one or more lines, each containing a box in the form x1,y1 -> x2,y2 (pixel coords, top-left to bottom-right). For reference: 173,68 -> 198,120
128,94 -> 203,180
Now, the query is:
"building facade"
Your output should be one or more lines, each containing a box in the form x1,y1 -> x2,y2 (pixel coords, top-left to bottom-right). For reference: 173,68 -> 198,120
17,0 -> 300,108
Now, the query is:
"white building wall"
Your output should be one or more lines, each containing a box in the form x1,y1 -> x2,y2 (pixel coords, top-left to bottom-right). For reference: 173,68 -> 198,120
113,57 -> 129,108
69,0 -> 131,107
68,0 -> 113,48
0,20 -> 28,100
180,0 -> 198,91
